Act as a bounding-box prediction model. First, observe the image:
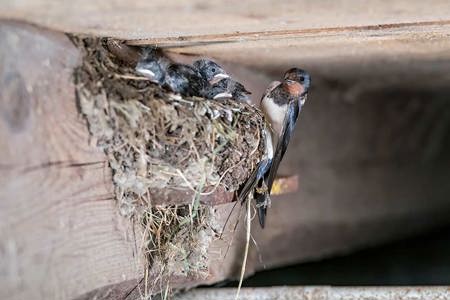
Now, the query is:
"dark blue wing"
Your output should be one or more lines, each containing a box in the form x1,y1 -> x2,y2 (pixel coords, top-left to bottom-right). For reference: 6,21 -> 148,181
237,158 -> 272,228
267,100 -> 300,192
253,160 -> 272,228
255,191 -> 269,228
237,158 -> 271,203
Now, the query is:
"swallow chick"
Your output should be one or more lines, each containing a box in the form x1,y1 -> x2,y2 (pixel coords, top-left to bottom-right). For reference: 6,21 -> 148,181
136,48 -> 206,97
245,68 -> 311,228
193,59 -> 229,83
193,59 -> 252,103
164,63 -> 207,97
204,78 -> 252,103
135,47 -> 170,85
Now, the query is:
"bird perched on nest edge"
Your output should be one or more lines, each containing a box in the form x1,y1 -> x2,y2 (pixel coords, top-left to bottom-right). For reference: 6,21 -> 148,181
238,68 -> 311,228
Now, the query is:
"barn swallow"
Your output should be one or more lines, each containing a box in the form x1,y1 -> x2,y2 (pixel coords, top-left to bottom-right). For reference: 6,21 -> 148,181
242,68 -> 311,228
135,47 -> 170,85
194,59 -> 252,103
193,59 -> 230,83
136,48 -> 206,96
203,78 -> 252,103
164,63 -> 207,97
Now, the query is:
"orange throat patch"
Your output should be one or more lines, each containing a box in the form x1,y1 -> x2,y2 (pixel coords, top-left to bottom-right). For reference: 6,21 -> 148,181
282,81 -> 304,96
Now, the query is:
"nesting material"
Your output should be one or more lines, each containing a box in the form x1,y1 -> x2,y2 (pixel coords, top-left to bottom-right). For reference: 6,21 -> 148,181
71,36 -> 264,288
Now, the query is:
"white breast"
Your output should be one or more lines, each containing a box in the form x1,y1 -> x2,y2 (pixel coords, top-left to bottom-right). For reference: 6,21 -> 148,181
261,98 -> 287,148
261,96 -> 287,136
264,127 -> 274,160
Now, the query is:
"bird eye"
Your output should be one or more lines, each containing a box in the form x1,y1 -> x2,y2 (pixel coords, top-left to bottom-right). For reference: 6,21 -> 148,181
299,76 -> 305,82
211,68 -> 216,73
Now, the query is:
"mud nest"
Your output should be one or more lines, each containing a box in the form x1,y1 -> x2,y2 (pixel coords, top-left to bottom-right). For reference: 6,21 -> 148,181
71,36 -> 265,288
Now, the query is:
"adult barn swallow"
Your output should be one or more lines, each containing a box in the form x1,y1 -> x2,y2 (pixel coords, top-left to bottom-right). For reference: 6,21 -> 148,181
194,59 -> 252,103
243,68 -> 311,228
264,68 -> 311,193
136,48 -> 206,97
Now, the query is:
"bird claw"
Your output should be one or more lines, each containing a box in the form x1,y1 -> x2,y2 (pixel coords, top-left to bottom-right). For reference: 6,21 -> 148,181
255,182 -> 269,194
255,194 -> 271,208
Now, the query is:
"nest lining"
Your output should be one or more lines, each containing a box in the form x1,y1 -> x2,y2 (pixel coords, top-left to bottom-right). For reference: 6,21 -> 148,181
71,36 -> 264,286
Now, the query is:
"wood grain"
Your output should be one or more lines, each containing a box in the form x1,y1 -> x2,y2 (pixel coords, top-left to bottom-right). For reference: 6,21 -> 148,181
0,22 -> 142,300
2,0 -> 450,75
1,0 -> 450,40
175,287 -> 450,300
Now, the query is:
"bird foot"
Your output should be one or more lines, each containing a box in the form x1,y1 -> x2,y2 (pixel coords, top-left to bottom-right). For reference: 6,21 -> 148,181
255,194 -> 271,208
255,184 -> 268,194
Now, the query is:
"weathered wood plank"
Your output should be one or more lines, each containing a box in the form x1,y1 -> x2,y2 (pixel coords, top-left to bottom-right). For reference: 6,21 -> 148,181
0,22 -> 141,300
174,287 -> 450,300
158,22 -> 450,77
2,0 -> 450,74
1,0 -> 450,40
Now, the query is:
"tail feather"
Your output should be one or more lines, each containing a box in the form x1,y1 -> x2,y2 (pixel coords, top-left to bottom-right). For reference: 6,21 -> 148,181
237,167 -> 259,203
238,159 -> 271,202
255,190 -> 269,228
257,206 -> 266,228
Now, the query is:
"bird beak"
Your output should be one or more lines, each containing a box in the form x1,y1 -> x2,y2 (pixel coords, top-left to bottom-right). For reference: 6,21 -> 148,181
213,92 -> 233,99
211,73 -> 230,84
214,73 -> 230,80
136,67 -> 155,78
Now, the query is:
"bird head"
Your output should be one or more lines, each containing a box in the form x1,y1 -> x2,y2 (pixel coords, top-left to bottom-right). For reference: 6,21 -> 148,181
193,59 -> 229,83
136,59 -> 166,84
283,68 -> 311,96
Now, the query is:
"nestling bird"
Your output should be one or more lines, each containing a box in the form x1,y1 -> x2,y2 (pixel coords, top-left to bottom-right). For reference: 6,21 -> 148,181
135,47 -> 170,84
136,48 -> 206,97
193,59 -> 228,82
202,78 -> 252,103
164,63 -> 207,97
194,59 -> 252,103
239,68 -> 311,228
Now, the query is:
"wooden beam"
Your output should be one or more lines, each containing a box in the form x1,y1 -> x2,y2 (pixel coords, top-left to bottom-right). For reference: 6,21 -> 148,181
0,22 -> 142,300
174,287 -> 450,300
2,1 -> 450,73
127,20 -> 450,46
2,0 -> 450,40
